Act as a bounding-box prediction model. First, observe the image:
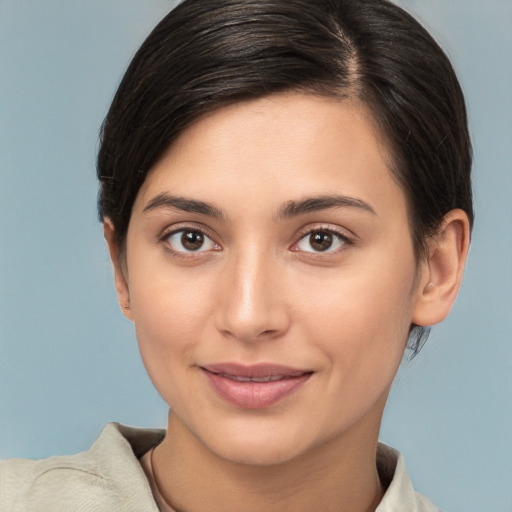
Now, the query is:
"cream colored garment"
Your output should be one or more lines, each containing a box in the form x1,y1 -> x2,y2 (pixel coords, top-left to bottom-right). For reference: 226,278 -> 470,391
0,423 -> 441,511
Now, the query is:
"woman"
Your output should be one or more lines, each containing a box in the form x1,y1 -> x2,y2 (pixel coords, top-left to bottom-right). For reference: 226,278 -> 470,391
0,0 -> 472,510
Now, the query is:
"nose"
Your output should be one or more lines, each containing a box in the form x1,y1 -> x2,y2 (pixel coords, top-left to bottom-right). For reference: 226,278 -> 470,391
214,248 -> 290,343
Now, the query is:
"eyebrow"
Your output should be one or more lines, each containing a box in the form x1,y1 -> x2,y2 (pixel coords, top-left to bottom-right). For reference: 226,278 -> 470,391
278,195 -> 376,219
143,193 -> 224,219
143,192 -> 375,220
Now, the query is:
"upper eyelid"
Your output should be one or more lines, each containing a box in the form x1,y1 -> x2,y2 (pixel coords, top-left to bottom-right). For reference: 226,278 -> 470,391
159,222 -> 218,241
294,224 -> 356,243
159,225 -> 221,255
287,228 -> 355,259
161,227 -> 221,257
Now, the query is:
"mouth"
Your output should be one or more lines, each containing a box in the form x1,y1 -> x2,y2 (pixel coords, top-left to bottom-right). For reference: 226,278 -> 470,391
216,374 -> 300,383
200,363 -> 313,409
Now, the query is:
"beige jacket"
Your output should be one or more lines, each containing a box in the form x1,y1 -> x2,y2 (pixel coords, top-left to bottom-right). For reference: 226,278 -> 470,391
0,423 -> 441,511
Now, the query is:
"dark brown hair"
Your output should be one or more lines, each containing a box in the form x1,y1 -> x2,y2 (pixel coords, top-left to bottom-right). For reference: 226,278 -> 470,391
97,0 -> 473,353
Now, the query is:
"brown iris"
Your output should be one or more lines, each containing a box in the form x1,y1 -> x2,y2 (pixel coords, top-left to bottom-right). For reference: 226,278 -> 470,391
181,230 -> 205,251
309,231 -> 334,252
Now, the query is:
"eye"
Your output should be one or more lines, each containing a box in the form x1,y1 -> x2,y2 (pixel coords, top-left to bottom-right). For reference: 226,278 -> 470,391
165,229 -> 218,253
295,229 -> 348,253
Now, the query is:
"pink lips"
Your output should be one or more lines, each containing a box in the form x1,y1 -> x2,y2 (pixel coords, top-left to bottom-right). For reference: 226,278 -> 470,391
201,363 -> 312,409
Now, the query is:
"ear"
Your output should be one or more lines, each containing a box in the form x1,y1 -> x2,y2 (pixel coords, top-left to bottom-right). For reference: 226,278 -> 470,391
412,209 -> 470,327
103,219 -> 134,321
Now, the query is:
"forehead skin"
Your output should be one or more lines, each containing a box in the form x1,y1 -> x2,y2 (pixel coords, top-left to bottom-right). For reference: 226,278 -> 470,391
133,93 -> 402,231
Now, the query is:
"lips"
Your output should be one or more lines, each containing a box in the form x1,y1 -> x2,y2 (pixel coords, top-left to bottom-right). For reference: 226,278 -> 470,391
219,374 -> 296,383
201,363 -> 313,409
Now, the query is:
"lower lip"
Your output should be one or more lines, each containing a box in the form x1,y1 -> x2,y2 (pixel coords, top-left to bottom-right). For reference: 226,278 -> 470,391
203,370 -> 312,409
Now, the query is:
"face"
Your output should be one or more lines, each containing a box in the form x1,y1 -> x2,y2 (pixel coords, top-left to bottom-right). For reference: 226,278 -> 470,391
113,93 -> 427,465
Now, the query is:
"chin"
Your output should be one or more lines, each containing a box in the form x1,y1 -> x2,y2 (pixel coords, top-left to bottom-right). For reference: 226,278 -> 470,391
195,414 -> 336,468
213,435 -> 307,467
178,411 -> 301,466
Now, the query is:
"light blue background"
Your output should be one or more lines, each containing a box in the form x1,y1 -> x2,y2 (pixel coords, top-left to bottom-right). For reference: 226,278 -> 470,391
0,1 -> 511,511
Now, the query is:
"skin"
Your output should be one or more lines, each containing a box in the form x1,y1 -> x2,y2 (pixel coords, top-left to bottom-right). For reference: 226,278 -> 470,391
105,92 -> 469,512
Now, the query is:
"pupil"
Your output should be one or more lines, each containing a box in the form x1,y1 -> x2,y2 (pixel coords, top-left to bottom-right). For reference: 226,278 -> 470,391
182,231 -> 204,251
310,232 -> 333,251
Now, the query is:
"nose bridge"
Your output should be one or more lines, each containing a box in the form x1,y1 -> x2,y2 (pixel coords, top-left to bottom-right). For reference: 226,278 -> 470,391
215,242 -> 288,341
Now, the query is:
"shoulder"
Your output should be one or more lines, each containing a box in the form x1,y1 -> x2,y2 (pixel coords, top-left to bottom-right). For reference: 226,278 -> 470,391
376,443 -> 442,512
0,453 -> 113,512
0,423 -> 165,512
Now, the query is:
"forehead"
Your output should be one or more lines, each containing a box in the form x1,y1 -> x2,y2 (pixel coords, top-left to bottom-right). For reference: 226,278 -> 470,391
134,92 -> 404,221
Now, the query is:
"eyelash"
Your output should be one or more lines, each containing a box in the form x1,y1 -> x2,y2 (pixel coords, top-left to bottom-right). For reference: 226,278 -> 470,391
159,225 -> 220,259
292,226 -> 354,255
159,225 -> 354,258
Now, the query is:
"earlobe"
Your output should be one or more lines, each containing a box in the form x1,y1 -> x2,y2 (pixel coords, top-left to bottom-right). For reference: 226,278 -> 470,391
103,219 -> 133,321
412,209 -> 470,327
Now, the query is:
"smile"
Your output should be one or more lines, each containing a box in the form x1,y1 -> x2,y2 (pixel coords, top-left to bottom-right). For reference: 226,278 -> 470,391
201,363 -> 313,409
219,374 -> 293,382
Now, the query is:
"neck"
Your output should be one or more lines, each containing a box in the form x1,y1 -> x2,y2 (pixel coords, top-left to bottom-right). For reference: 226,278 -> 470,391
152,410 -> 385,512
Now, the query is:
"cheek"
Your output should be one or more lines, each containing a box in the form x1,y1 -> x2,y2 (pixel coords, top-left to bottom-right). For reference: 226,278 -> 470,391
296,254 -> 416,382
291,270 -> 414,438
128,270 -> 215,396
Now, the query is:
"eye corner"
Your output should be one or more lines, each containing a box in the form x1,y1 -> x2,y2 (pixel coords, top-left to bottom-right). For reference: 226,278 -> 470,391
291,226 -> 355,256
160,226 -> 221,257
